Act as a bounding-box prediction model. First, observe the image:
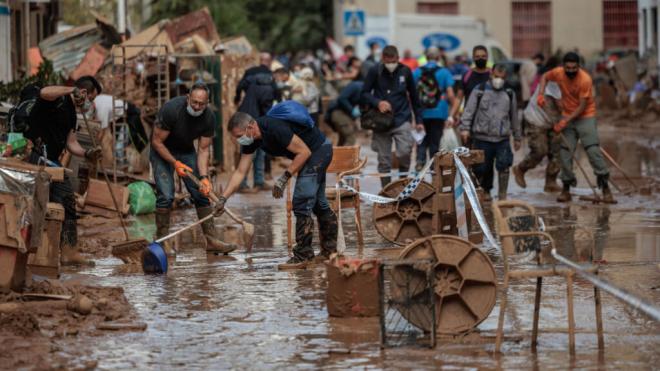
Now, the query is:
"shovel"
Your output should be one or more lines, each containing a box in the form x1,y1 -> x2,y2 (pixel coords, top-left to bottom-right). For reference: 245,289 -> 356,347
184,170 -> 255,251
79,109 -> 149,262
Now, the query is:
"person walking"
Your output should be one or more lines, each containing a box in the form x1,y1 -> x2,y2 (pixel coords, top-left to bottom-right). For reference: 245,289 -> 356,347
325,80 -> 363,146
361,45 -> 423,187
459,64 -> 521,201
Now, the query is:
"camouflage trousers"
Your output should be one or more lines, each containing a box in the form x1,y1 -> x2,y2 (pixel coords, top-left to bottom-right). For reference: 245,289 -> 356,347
518,125 -> 561,177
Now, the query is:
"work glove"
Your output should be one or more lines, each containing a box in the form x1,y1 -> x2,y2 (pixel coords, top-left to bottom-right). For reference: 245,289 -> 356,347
537,94 -> 546,108
272,170 -> 292,199
199,176 -> 212,197
214,195 -> 227,216
174,161 -> 193,177
84,146 -> 102,162
553,119 -> 569,133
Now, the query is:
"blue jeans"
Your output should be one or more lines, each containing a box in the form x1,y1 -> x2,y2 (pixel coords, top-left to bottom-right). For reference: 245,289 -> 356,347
292,139 -> 333,218
150,149 -> 210,209
472,138 -> 513,192
240,148 -> 266,188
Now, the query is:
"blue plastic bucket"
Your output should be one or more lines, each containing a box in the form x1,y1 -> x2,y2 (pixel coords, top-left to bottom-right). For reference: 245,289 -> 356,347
143,242 -> 168,274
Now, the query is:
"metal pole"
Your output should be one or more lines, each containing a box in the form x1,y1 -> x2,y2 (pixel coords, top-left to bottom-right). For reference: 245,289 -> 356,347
551,248 -> 660,322
23,0 -> 29,72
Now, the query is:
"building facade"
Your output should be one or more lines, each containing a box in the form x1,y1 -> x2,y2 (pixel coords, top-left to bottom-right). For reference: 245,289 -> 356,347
334,0 -> 639,59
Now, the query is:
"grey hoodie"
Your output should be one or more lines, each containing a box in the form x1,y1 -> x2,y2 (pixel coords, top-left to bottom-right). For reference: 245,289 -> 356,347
459,82 -> 521,143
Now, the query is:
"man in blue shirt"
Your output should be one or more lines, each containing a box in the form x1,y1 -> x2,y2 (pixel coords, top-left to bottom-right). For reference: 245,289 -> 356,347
412,46 -> 459,170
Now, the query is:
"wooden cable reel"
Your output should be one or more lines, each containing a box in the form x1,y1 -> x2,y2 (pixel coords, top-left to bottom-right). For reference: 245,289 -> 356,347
372,179 -> 436,245
391,235 -> 497,335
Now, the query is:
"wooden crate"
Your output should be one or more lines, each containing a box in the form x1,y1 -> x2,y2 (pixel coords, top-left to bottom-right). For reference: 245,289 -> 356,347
84,178 -> 130,214
28,203 -> 65,278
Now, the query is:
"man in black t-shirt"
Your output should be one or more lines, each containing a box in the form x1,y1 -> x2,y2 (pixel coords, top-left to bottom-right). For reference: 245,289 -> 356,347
26,75 -> 103,266
219,111 -> 337,269
458,45 -> 492,110
150,83 -> 236,255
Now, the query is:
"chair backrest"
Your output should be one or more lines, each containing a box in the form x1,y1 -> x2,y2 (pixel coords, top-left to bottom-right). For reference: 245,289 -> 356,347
492,200 -> 542,258
326,145 -> 361,174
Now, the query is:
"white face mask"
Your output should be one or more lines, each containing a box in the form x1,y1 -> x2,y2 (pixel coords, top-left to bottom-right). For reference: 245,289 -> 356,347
187,104 -> 204,117
491,77 -> 505,90
237,127 -> 254,146
385,63 -> 398,73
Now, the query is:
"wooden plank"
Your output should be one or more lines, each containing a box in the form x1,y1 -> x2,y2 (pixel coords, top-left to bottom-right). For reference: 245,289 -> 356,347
27,203 -> 63,277
84,178 -> 129,214
0,158 -> 65,182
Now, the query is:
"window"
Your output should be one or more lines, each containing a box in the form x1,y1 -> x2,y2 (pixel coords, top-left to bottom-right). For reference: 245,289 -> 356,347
511,1 -> 552,58
603,0 -> 639,49
417,2 -> 458,15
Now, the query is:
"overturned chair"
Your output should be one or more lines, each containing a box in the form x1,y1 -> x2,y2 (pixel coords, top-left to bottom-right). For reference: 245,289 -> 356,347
492,200 -> 604,354
286,145 -> 367,249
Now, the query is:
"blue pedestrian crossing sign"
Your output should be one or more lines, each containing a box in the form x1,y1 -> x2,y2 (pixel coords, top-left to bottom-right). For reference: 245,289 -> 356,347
344,10 -> 365,36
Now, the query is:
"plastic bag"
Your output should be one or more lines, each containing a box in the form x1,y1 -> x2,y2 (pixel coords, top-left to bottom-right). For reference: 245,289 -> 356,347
440,127 -> 460,153
127,181 -> 156,215
266,100 -> 315,128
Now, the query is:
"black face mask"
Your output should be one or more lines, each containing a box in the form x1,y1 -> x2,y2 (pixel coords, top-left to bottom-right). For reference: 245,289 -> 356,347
565,70 -> 578,79
474,59 -> 487,69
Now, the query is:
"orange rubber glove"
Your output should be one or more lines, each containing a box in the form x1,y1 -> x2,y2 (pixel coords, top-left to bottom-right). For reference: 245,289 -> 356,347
174,161 -> 193,177
537,93 -> 545,108
199,176 -> 212,197
553,119 -> 568,133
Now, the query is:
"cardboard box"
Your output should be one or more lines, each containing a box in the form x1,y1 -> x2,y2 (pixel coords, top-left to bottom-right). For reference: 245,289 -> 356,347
326,258 -> 380,317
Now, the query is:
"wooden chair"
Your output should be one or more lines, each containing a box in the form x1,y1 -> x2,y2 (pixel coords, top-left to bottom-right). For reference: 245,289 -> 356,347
492,200 -> 604,355
286,145 -> 367,249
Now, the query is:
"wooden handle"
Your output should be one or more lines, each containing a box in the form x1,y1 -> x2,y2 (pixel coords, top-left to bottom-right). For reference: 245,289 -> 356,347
184,170 -> 247,225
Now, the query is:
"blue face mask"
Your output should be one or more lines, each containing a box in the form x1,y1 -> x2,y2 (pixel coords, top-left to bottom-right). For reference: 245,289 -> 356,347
237,127 -> 254,146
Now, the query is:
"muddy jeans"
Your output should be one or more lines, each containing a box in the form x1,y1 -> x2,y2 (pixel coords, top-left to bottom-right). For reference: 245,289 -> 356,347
292,139 -> 334,258
518,124 -> 560,177
150,149 -> 210,209
330,110 -> 357,146
558,117 -> 609,186
371,122 -> 414,173
472,139 -> 513,192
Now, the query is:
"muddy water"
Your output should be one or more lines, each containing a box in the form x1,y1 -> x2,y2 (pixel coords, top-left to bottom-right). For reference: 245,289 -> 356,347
57,121 -> 660,369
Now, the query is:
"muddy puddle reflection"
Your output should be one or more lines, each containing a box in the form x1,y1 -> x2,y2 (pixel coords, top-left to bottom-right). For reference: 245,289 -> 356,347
61,194 -> 660,369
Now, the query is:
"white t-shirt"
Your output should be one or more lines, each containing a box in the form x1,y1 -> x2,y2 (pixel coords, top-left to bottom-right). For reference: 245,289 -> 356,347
94,94 -> 125,129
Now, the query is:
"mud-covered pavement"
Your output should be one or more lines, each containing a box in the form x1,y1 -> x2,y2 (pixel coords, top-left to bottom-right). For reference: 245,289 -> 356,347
6,114 -> 660,369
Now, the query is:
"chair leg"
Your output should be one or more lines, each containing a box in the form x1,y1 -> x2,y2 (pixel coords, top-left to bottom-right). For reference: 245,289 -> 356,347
566,273 -> 576,355
355,200 -> 364,248
594,285 -> 605,350
286,186 -> 293,252
495,282 -> 508,353
531,277 -> 543,350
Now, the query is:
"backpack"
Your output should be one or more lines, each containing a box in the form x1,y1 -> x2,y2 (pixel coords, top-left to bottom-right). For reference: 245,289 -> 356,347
7,84 -> 40,137
266,100 -> 315,128
417,65 -> 441,108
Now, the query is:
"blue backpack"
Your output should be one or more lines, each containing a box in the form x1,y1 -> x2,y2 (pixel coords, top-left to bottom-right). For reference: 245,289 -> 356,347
266,101 -> 314,128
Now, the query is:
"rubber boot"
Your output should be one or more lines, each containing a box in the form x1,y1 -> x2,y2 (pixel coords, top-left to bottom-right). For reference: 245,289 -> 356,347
498,170 -> 510,200
155,208 -> 176,256
597,174 -> 615,203
557,183 -> 572,202
512,164 -> 527,188
316,210 -> 338,262
279,216 -> 315,269
544,174 -> 563,193
380,176 -> 392,189
196,206 -> 238,255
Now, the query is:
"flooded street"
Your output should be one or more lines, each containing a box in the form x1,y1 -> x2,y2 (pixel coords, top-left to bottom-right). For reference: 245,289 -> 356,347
25,119 -> 660,369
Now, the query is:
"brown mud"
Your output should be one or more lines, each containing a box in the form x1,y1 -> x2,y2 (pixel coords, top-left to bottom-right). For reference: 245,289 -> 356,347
2,114 -> 659,369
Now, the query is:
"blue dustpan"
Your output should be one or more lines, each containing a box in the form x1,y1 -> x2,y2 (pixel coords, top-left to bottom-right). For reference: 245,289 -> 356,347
143,242 -> 168,274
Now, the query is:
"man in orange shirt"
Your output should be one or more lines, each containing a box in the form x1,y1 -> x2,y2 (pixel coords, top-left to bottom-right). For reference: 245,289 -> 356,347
537,52 -> 612,202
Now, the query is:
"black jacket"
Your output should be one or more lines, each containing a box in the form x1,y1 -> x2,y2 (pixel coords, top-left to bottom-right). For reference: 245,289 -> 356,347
361,63 -> 423,126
